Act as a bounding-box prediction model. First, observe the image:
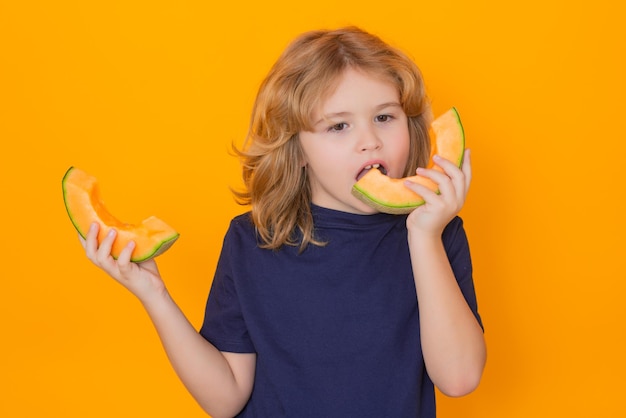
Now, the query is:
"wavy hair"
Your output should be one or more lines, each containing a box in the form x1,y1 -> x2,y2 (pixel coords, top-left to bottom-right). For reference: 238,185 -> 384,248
233,27 -> 432,251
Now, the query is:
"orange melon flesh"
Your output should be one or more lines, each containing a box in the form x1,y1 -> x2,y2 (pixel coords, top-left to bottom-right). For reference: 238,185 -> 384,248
351,107 -> 465,214
62,167 -> 179,262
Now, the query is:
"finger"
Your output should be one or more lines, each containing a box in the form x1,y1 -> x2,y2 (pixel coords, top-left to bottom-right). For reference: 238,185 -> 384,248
433,154 -> 468,202
404,178 -> 442,205
117,240 -> 136,276
462,149 -> 472,191
433,154 -> 465,182
414,169 -> 467,216
415,166 -> 456,200
95,228 -> 117,265
118,240 -> 135,262
432,153 -> 457,169
83,222 -> 99,258
416,164 -> 450,184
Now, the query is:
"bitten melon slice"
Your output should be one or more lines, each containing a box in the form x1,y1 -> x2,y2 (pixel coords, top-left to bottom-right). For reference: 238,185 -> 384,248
352,107 -> 465,214
62,167 -> 179,262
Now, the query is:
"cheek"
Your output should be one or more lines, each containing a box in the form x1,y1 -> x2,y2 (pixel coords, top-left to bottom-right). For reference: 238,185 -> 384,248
393,129 -> 412,171
301,139 -> 338,172
384,150 -> 408,179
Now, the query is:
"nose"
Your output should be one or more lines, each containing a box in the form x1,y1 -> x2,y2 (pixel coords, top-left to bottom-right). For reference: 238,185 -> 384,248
357,124 -> 382,152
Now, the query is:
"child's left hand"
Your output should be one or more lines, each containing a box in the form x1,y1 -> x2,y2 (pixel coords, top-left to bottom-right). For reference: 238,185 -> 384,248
405,149 -> 472,236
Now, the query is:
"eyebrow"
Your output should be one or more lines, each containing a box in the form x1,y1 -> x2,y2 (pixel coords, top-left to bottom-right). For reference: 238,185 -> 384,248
313,102 -> 402,126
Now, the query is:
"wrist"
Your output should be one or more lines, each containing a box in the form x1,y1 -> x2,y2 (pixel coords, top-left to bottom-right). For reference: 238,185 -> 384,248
407,228 -> 444,250
407,222 -> 442,241
139,287 -> 173,316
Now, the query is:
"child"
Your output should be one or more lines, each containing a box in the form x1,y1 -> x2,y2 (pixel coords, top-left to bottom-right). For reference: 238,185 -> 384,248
81,26 -> 485,417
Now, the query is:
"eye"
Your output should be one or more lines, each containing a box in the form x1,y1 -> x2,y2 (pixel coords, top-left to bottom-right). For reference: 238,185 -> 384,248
375,114 -> 394,123
328,122 -> 348,132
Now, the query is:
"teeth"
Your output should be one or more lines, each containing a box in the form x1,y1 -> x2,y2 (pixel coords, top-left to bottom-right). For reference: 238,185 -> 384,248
364,163 -> 380,169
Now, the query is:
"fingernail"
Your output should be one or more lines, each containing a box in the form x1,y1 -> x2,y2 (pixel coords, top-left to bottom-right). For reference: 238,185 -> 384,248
107,229 -> 116,237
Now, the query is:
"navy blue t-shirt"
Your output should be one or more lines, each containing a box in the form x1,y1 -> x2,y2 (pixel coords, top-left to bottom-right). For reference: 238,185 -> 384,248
200,205 -> 481,417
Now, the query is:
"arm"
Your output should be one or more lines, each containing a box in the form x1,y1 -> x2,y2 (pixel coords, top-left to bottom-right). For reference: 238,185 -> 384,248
404,150 -> 486,397
81,223 -> 255,417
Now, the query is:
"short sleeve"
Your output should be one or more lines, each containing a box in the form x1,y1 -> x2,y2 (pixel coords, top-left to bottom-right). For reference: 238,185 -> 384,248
199,223 -> 256,353
442,217 -> 483,330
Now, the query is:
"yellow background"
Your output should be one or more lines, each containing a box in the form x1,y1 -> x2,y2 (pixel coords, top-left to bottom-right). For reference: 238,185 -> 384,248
1,0 -> 625,416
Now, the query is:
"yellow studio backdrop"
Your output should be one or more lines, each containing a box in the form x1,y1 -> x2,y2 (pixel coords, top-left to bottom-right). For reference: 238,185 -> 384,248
1,0 -> 624,416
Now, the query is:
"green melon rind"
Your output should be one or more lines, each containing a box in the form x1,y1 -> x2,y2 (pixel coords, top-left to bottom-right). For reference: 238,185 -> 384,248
132,233 -> 180,262
62,166 -> 180,262
447,107 -> 465,167
351,107 -> 465,215
62,167 -> 89,239
351,185 -> 425,214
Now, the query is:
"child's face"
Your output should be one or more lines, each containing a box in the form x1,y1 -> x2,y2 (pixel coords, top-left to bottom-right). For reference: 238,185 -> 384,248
299,67 -> 411,214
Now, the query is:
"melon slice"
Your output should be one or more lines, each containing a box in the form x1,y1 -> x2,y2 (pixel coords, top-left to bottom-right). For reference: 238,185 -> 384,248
351,107 -> 465,214
62,167 -> 179,262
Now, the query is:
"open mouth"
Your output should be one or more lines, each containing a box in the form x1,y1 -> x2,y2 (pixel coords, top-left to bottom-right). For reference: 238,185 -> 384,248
356,163 -> 388,181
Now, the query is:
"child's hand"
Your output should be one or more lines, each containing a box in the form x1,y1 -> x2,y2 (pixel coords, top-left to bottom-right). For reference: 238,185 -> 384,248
79,222 -> 167,305
405,149 -> 472,237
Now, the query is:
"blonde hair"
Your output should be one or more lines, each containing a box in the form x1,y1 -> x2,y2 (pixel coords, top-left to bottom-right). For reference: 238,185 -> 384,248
233,27 -> 432,251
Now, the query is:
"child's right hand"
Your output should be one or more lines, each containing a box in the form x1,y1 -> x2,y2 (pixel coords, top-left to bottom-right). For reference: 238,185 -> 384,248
80,222 -> 167,305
